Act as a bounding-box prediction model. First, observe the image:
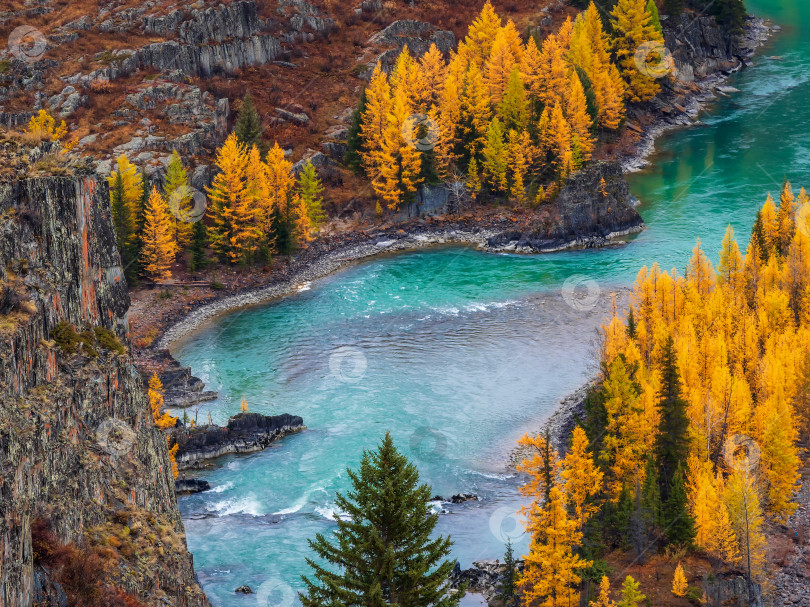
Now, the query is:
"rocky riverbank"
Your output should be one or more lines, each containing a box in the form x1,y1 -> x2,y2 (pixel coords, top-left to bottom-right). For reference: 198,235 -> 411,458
620,15 -> 775,173
173,411 -> 305,470
150,160 -> 642,350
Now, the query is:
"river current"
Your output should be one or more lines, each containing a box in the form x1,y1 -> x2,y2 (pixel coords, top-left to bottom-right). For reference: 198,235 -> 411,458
171,1 -> 810,604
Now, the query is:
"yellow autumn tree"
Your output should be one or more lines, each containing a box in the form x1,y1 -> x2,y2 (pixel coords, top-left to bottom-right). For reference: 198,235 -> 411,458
565,70 -> 595,163
561,426 -> 604,532
360,63 -> 393,177
148,372 -> 178,429
485,27 -> 518,106
611,0 -> 664,102
375,86 -> 422,211
590,576 -> 616,607
520,485 -> 592,607
464,0 -> 502,66
139,188 -> 177,281
724,470 -> 767,582
418,43 -> 447,112
168,438 -> 179,479
206,133 -> 248,263
671,563 -> 687,597
109,154 -> 144,226
26,109 -> 68,142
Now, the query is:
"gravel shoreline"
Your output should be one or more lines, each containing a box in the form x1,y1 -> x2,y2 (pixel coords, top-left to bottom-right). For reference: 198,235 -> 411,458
156,224 -> 639,349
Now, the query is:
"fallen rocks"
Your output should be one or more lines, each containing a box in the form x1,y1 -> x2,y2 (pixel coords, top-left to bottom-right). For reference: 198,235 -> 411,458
274,107 -> 310,125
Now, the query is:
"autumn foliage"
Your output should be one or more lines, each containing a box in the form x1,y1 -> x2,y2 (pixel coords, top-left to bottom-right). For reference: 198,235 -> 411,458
351,0 -> 667,211
517,185 -> 808,602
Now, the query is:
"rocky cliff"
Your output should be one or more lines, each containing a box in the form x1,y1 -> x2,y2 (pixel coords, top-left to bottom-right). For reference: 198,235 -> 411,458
485,161 -> 644,253
0,157 -> 208,606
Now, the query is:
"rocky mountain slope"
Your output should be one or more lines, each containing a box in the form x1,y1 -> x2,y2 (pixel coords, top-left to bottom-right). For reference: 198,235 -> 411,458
0,142 -> 208,606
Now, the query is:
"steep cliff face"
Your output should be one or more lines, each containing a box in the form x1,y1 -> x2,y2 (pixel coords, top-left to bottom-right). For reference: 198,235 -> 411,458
0,171 -> 208,606
486,161 -> 644,252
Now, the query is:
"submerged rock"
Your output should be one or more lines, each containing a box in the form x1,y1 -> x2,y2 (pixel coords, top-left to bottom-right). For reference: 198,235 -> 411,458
174,412 -> 305,469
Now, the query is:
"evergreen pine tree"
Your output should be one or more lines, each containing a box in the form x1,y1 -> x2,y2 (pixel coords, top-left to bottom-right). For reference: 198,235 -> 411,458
301,433 -> 463,607
345,88 -> 368,174
234,92 -> 263,150
664,0 -> 685,18
110,169 -> 136,283
498,538 -> 518,607
188,220 -> 208,272
663,464 -> 695,548
708,0 -> 747,35
657,335 -> 690,500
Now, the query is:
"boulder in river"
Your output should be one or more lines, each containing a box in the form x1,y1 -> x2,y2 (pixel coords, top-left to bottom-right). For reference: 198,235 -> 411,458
174,478 -> 211,494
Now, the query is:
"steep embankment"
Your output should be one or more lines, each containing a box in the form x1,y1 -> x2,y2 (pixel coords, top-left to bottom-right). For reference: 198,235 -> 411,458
0,152 -> 208,606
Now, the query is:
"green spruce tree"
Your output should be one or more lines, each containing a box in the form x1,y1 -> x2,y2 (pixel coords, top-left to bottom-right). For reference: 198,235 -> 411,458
110,169 -> 137,283
663,463 -> 695,548
301,433 -> 463,607
188,220 -> 208,272
498,539 -> 518,607
664,0 -> 685,17
234,92 -> 263,150
345,88 -> 368,175
657,335 -> 690,501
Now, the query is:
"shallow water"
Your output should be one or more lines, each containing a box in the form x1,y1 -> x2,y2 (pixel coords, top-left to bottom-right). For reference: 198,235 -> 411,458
173,1 -> 810,604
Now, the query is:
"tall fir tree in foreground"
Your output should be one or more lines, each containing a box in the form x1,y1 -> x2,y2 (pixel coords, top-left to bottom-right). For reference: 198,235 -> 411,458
234,92 -> 263,150
656,336 -> 695,547
302,433 -> 462,607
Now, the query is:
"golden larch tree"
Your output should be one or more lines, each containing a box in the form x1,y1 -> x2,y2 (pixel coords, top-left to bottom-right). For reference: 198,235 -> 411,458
611,0 -> 664,102
139,188 -> 177,281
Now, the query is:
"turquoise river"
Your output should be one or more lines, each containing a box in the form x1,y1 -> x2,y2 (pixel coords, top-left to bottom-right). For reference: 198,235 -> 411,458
170,1 -> 810,604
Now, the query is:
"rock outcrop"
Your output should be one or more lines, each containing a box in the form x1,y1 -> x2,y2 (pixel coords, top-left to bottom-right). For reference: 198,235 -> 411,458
449,559 -> 523,606
139,349 -> 218,409
174,412 -> 305,470
0,163 -> 208,605
485,161 -> 644,253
